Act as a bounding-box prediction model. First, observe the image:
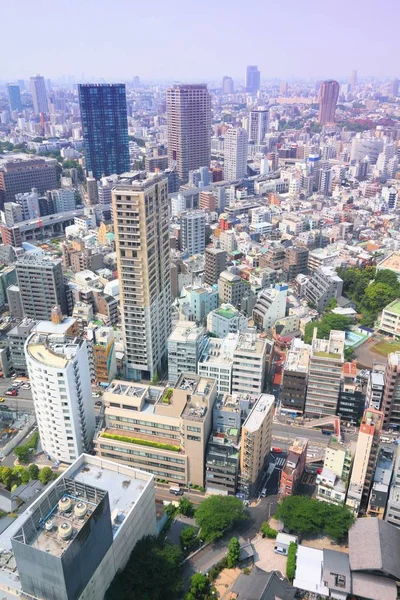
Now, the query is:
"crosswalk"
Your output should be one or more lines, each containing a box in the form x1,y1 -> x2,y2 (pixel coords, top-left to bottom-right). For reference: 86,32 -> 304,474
274,457 -> 286,469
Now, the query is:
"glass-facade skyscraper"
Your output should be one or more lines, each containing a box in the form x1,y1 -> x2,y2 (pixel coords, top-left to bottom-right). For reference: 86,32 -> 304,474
7,84 -> 22,112
78,83 -> 130,180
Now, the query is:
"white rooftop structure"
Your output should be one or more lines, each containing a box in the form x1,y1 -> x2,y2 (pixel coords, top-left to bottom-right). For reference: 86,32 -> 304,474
294,545 -> 329,596
242,393 -> 274,433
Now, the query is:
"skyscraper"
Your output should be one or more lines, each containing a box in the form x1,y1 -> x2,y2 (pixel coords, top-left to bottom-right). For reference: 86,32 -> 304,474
389,78 -> 399,98
248,108 -> 269,144
350,70 -> 357,90
112,174 -> 171,380
30,74 -> 49,114
7,83 -> 22,112
222,76 -> 234,94
223,127 -> 248,180
78,83 -> 130,181
246,65 -> 261,93
318,80 -> 340,125
25,332 -> 95,463
166,84 -> 212,182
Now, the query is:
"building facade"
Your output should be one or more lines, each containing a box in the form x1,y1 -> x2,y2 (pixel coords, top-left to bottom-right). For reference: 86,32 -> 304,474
112,175 -> 171,380
30,74 -> 48,114
318,80 -> 340,125
224,127 -> 248,181
78,84 -> 130,180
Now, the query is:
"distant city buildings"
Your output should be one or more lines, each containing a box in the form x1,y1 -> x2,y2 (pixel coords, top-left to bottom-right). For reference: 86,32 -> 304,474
318,80 -> 340,124
30,74 -> 48,114
246,65 -> 261,93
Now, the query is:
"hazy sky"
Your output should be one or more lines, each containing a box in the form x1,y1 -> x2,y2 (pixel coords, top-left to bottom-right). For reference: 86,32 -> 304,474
3,0 -> 399,82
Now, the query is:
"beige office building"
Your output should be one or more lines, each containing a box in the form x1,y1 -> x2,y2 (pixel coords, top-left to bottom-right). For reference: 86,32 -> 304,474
94,374 -> 217,487
167,84 -> 212,182
112,175 -> 171,380
239,393 -> 274,495
232,332 -> 271,397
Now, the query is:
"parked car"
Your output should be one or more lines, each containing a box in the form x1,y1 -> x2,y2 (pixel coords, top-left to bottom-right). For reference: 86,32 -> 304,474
0,397 -> 4,403
271,447 -> 282,453
21,384 -> 31,390
95,401 -> 102,406
6,390 -> 17,396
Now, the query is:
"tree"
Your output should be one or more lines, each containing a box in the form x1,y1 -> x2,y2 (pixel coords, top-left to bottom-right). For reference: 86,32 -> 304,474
286,542 -> 297,582
1,467 -> 13,489
12,466 -> 29,484
304,313 -> 351,344
195,495 -> 247,542
325,297 -> 338,312
105,536 -> 182,600
28,464 -> 40,480
227,537 -> 240,568
185,574 -> 214,600
14,446 -> 31,463
260,522 -> 277,538
179,496 -> 195,517
151,372 -> 159,385
275,496 -> 354,543
180,526 -> 198,551
39,467 -> 53,485
375,269 -> 400,288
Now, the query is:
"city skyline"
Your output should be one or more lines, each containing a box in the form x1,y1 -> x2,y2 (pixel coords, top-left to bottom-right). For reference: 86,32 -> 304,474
2,0 -> 399,81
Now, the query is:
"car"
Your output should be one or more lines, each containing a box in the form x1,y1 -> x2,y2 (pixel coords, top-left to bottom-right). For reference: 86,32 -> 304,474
271,447 -> 282,453
5,390 -> 17,396
0,405 -> 9,410
261,488 -> 267,498
0,397 -> 4,403
11,374 -> 17,380
95,401 -> 102,406
21,384 -> 31,390
93,392 -> 101,398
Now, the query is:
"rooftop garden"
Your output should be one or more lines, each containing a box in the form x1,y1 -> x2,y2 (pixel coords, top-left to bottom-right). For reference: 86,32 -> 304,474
101,432 -> 180,453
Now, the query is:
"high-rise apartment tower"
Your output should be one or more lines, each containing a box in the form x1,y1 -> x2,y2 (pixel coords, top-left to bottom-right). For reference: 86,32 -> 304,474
318,80 -> 339,125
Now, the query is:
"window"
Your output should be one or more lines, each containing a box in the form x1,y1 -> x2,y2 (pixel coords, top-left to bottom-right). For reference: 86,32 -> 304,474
334,574 -> 346,588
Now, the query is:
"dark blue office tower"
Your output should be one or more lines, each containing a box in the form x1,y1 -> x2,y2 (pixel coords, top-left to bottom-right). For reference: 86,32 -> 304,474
7,84 -> 22,112
78,83 -> 130,180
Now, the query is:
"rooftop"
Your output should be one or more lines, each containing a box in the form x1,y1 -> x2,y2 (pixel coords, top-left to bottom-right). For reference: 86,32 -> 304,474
26,334 -> 83,368
377,251 -> 400,274
12,454 -> 153,557
243,394 -> 274,433
284,339 -> 310,373
168,321 -> 204,343
383,299 -> 400,316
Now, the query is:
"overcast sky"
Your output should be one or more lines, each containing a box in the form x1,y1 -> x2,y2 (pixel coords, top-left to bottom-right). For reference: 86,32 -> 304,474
3,0 -> 399,82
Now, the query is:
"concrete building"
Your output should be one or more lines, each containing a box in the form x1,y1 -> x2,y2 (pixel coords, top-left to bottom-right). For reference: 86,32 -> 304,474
305,330 -> 345,417
224,127 -> 248,181
205,429 -> 240,496
386,445 -> 400,528
346,408 -> 384,514
112,175 -> 171,381
316,438 -> 353,506
198,333 -> 237,394
4,202 -> 23,226
47,188 -> 76,213
92,326 -> 117,384
14,188 -> 40,221
222,76 -> 234,94
366,447 -> 394,519
318,80 -> 339,125
7,284 -> 23,318
232,332 -> 271,397
248,108 -> 268,144
12,454 -> 156,600
218,270 -> 248,307
30,74 -> 48,114
181,284 -> 218,323
307,247 -> 340,273
280,338 -> 310,413
204,247 -> 227,286
8,318 -> 36,375
381,351 -> 400,426
316,468 -> 347,506
279,438 -> 308,497
239,394 -> 274,496
95,374 -> 217,487
379,300 -> 400,337
16,253 -> 67,320
168,321 -> 206,384
283,246 -> 309,282
0,158 -> 58,207
337,361 -> 365,423
207,303 -> 248,337
26,333 -> 95,463
180,210 -> 206,256
252,283 -> 288,332
366,368 -> 385,410
304,267 -> 343,312
166,84 -> 212,182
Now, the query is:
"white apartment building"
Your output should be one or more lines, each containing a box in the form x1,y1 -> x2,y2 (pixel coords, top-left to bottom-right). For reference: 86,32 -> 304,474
366,368 -> 385,410
248,108 -> 269,145
252,284 -> 288,332
232,331 -> 271,397
386,445 -> 400,528
219,230 -> 237,253
25,333 -> 96,463
168,321 -> 206,384
47,188 -> 76,213
379,300 -> 400,337
249,207 -> 273,237
207,303 -> 248,337
112,175 -> 171,380
305,329 -> 345,417
198,333 -> 237,393
223,127 -> 248,181
307,247 -> 340,273
15,188 -> 40,221
180,210 -> 206,256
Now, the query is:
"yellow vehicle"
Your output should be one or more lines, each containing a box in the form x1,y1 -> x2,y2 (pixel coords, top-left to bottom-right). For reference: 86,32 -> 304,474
0,397 -> 4,403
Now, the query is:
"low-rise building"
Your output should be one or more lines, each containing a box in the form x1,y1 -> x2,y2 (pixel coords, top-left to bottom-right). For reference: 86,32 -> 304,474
337,361 -> 365,423
168,321 -> 206,384
252,284 -> 288,332
316,467 -> 347,505
366,447 -> 394,519
95,374 -> 217,487
206,303 -> 248,337
205,429 -> 240,496
279,438 -> 308,497
379,299 -> 400,337
232,332 -> 272,398
218,270 -> 249,307
198,334 -> 236,394
304,266 -> 343,313
366,368 -> 385,410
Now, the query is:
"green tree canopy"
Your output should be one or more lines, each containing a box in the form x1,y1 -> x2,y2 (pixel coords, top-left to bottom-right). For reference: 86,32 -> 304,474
105,536 -> 182,600
28,464 -> 40,480
180,526 -> 198,551
304,313 -> 352,344
185,573 -> 214,600
179,496 -> 195,517
39,467 -> 53,485
227,537 -> 240,568
275,496 -> 354,543
195,495 -> 247,542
